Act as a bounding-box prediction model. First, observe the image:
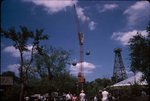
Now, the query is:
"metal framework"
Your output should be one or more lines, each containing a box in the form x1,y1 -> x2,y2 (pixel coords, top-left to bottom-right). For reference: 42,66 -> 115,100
113,48 -> 128,83
74,4 -> 87,90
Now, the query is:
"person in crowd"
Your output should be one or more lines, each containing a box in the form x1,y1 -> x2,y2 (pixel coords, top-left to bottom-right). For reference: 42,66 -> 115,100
94,94 -> 98,101
108,93 -> 113,101
97,90 -> 103,101
25,96 -> 30,101
66,91 -> 72,101
102,88 -> 109,101
79,90 -> 86,101
72,94 -> 78,101
108,93 -> 116,101
141,90 -> 146,96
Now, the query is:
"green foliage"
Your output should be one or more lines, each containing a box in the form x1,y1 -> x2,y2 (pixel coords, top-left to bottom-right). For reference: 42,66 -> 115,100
95,78 -> 112,88
1,26 -> 49,101
1,26 -> 49,80
54,72 -> 77,94
24,70 -> 78,97
85,78 -> 111,100
128,22 -> 150,87
113,83 -> 143,99
28,45 -> 77,97
1,26 -> 49,52
34,45 -> 71,80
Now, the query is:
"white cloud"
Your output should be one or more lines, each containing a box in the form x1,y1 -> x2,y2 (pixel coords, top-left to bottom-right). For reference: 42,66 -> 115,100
24,45 -> 33,56
23,0 -> 77,14
23,0 -> 96,31
76,6 -> 86,22
3,46 -> 20,57
89,21 -> 96,30
99,4 -> 118,12
126,70 -> 134,75
126,68 -> 134,75
111,30 -> 148,45
76,6 -> 97,31
5,64 -> 20,75
123,1 -> 150,26
111,1 -> 149,45
70,62 -> 96,76
3,45 -> 33,58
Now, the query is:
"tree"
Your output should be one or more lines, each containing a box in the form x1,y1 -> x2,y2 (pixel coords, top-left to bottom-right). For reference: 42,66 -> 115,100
25,69 -> 77,99
95,78 -> 112,88
1,26 -> 49,101
128,22 -> 150,87
34,46 -> 71,79
85,78 -> 112,100
33,46 -> 73,98
53,71 -> 78,95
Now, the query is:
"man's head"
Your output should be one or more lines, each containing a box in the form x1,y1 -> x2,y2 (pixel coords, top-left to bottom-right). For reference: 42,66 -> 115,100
99,90 -> 102,93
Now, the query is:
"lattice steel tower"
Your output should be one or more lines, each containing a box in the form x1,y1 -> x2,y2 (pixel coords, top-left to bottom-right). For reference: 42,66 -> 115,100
113,48 -> 127,83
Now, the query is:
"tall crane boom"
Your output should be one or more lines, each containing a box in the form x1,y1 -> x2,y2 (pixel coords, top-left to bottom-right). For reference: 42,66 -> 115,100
73,4 -> 87,90
74,4 -> 80,33
82,14 -> 87,36
74,4 -> 87,45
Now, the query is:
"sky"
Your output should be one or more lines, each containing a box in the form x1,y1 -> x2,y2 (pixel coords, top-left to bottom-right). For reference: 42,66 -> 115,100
1,0 -> 150,82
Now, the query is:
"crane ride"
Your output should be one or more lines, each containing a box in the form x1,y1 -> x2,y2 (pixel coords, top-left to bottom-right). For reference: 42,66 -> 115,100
72,4 -> 90,90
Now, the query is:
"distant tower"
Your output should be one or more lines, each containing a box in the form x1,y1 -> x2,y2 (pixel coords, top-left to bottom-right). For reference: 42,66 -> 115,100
112,48 -> 127,83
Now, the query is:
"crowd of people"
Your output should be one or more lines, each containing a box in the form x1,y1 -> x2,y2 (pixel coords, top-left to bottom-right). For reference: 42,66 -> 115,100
25,88 -> 115,101
65,90 -> 86,101
94,88 -> 116,101
65,88 -> 115,101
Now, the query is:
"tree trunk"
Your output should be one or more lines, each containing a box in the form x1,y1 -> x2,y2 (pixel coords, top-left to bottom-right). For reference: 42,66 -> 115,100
19,83 -> 24,101
19,51 -> 24,101
49,89 -> 52,100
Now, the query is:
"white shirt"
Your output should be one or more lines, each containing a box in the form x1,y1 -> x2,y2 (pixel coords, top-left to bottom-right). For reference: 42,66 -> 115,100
25,97 -> 29,101
80,93 -> 86,101
66,94 -> 72,100
94,96 -> 97,101
102,91 -> 109,101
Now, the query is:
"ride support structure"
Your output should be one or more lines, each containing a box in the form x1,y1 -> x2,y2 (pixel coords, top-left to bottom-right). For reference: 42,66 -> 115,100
73,4 -> 87,91
112,48 -> 128,83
